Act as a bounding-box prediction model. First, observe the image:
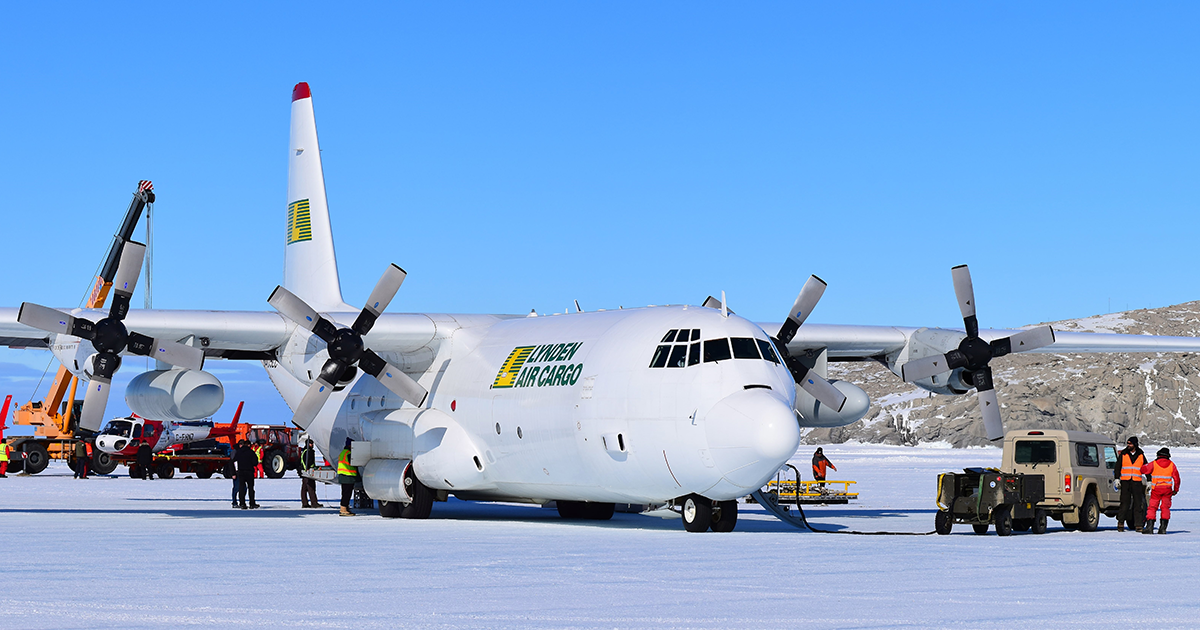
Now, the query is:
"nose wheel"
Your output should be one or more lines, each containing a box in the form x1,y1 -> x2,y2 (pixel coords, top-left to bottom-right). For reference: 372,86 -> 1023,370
681,495 -> 739,532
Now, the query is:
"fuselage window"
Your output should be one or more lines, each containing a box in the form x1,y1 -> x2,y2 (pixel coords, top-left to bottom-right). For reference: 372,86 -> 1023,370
133,424 -> 143,439
650,345 -> 672,368
662,330 -> 678,343
731,337 -> 761,359
667,345 -> 688,368
757,339 -> 780,364
688,342 -> 701,366
704,338 -> 732,362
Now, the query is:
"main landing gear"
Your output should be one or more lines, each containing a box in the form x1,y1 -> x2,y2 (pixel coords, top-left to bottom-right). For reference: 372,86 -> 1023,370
681,494 -> 738,532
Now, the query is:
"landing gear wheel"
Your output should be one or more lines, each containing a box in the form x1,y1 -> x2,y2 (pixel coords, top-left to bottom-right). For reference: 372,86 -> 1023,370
1031,509 -> 1048,535
23,442 -> 49,475
682,494 -> 712,533
92,451 -> 117,475
400,469 -> 434,519
586,502 -> 615,521
263,449 -> 287,479
935,510 -> 953,535
994,505 -> 1013,537
155,460 -> 175,479
128,463 -> 143,478
1079,494 -> 1100,532
195,467 -> 214,479
556,500 -> 587,519
379,500 -> 402,518
710,500 -> 738,532
972,523 -> 989,535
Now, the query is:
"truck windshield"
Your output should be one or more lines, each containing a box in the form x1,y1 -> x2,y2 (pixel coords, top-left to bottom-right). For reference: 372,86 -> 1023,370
1014,440 -> 1056,464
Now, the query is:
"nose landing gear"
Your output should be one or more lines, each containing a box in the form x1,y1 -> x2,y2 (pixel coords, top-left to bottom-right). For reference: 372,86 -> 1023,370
681,494 -> 739,532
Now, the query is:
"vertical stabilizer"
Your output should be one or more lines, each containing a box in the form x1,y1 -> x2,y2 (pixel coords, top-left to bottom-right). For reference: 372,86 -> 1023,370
285,82 -> 348,311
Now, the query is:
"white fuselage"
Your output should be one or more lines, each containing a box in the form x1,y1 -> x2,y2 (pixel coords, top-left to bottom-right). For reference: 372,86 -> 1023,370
285,305 -> 800,505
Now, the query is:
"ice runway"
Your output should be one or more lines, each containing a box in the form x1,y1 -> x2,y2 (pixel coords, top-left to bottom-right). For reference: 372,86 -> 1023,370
1,443 -> 1195,629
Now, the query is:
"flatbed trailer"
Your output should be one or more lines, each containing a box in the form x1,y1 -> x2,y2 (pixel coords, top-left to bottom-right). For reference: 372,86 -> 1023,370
756,463 -> 859,505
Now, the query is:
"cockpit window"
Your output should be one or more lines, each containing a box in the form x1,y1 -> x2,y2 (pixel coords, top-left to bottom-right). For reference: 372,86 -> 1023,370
757,339 -> 780,364
667,345 -> 688,368
133,424 -> 143,439
704,338 -> 732,362
731,337 -> 761,359
688,342 -> 701,366
650,345 -> 671,368
102,421 -> 133,437
662,330 -> 678,343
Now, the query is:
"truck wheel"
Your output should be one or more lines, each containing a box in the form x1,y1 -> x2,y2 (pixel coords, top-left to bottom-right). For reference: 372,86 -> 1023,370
1032,509 -> 1048,535
5,459 -> 23,474
994,505 -> 1013,537
92,451 -> 118,475
1012,518 -> 1031,532
682,494 -> 712,533
23,442 -> 49,475
155,460 -> 176,479
972,523 -> 989,535
195,467 -> 214,479
1079,493 -> 1100,532
128,463 -> 142,478
935,510 -> 953,535
263,449 -> 286,478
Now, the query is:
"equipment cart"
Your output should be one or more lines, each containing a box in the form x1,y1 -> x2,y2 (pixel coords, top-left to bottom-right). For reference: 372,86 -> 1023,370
759,464 -> 858,505
935,467 -> 1047,536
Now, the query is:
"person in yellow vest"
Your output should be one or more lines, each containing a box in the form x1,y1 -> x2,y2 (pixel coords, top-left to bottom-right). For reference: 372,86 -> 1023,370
1140,447 -> 1181,534
0,440 -> 10,478
253,441 -> 266,479
1115,436 -> 1147,532
337,438 -> 359,517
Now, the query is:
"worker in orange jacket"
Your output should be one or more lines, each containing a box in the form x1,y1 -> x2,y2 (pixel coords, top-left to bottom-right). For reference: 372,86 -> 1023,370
812,447 -> 836,489
1115,436 -> 1147,532
253,441 -> 266,479
0,440 -> 10,477
1141,447 -> 1181,535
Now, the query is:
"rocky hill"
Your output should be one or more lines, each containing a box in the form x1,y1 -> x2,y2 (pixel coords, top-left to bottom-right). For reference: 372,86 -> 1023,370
803,302 -> 1200,448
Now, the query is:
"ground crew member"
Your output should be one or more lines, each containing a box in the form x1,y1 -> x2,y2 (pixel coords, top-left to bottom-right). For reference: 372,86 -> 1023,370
812,447 -> 836,488
337,438 -> 359,516
1141,447 -> 1181,534
230,440 -> 242,508
136,442 -> 153,480
253,441 -> 266,478
235,438 -> 261,509
73,440 -> 89,479
0,440 -> 10,477
300,438 -> 323,509
1116,436 -> 1146,532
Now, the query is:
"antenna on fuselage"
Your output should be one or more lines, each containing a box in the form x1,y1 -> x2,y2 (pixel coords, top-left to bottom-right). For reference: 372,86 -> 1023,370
574,300 -> 582,313
720,291 -> 728,318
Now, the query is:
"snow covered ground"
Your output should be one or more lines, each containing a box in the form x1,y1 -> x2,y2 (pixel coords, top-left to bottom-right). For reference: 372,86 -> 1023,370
1,443 -> 1195,629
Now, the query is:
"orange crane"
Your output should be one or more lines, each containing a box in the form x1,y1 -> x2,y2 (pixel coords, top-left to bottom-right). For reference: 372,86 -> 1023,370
7,181 -> 154,475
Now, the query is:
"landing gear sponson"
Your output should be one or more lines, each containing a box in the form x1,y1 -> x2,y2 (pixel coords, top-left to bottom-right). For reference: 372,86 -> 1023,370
681,494 -> 738,532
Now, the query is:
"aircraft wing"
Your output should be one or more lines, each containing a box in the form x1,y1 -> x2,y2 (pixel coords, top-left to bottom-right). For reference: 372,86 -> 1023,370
767,322 -> 1200,360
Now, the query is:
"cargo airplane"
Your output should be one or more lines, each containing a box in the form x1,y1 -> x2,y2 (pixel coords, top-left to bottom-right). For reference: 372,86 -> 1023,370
4,82 -> 1200,531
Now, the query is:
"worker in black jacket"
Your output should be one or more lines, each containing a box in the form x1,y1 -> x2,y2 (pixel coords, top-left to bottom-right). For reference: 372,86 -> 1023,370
234,439 -> 260,509
136,443 -> 153,480
1116,436 -> 1147,532
300,438 -> 323,508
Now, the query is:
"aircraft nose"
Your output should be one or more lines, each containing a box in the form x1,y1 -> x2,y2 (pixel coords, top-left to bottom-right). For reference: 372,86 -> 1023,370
703,388 -> 800,489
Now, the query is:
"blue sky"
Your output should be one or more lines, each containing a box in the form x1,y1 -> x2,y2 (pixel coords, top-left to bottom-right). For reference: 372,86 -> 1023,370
2,3 -> 1199,428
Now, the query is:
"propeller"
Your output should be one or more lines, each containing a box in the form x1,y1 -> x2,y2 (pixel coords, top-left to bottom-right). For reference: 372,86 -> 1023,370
17,241 -> 204,433
900,264 -> 1056,441
268,263 -> 428,428
772,275 -> 847,412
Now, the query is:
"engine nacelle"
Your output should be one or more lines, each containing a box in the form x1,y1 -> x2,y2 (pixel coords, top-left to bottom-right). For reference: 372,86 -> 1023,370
794,380 -> 871,427
411,409 -> 494,492
888,327 -> 971,396
125,369 -> 225,421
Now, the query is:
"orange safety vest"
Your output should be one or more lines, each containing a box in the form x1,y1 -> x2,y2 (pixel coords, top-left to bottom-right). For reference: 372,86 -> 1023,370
1150,461 -> 1177,489
1120,452 -> 1146,481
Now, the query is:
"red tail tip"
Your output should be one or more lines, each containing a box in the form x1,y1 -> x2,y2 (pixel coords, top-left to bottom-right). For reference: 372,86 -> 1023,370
292,82 -> 311,102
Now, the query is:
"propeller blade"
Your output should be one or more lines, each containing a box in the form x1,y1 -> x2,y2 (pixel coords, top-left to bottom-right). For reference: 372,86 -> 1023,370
78,377 -> 113,433
359,349 -> 428,407
977,387 -> 1004,441
112,241 -> 146,298
292,378 -> 336,429
777,275 -> 827,346
145,337 -> 204,370
353,264 -> 407,336
992,325 -> 1055,357
901,354 -> 952,382
18,303 -> 94,338
951,264 -> 978,337
268,286 -> 337,342
797,370 -> 847,413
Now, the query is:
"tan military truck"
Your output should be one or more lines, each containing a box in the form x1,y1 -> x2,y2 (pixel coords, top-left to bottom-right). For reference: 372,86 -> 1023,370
1001,429 -> 1120,531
